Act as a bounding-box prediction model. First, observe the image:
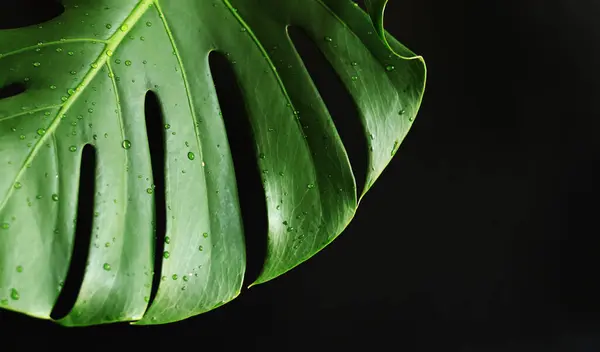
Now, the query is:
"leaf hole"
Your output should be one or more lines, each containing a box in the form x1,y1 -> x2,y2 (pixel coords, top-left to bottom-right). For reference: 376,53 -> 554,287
0,83 -> 27,100
209,51 -> 268,286
288,26 -> 368,196
0,0 -> 64,30
145,90 -> 167,308
51,144 -> 96,320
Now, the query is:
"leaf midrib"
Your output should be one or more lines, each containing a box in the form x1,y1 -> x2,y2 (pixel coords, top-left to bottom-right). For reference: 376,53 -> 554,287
0,0 -> 153,213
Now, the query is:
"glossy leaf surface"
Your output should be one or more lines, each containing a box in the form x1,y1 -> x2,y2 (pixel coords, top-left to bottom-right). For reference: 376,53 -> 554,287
0,0 -> 426,325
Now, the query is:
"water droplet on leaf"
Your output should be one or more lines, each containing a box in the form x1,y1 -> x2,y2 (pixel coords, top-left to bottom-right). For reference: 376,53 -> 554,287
10,288 -> 19,300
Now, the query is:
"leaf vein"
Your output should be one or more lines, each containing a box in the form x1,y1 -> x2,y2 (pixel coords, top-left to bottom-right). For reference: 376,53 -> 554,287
0,39 -> 109,60
0,104 -> 63,122
0,0 -> 153,216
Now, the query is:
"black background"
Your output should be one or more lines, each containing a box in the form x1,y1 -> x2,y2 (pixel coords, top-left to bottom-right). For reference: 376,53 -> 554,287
1,0 -> 600,351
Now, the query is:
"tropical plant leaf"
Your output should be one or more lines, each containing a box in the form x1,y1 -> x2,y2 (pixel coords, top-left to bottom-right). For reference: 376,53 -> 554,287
0,0 -> 426,326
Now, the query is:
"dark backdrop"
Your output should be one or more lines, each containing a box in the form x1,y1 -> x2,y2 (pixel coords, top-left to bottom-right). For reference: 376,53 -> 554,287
1,0 -> 599,351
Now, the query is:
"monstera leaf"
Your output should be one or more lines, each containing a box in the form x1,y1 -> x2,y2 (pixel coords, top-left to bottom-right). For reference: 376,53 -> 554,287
0,0 -> 425,326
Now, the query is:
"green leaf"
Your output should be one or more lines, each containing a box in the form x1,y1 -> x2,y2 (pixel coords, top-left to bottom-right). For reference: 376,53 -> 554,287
364,0 -> 388,41
0,0 -> 426,326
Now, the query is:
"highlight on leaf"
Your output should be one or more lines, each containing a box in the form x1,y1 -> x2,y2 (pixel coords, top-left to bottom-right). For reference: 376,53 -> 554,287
0,0 -> 426,326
